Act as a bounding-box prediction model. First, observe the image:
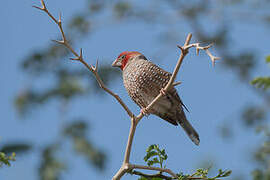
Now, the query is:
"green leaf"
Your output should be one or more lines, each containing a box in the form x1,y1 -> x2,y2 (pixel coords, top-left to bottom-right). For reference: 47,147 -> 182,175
222,170 -> 232,177
144,144 -> 168,168
0,152 -> 16,167
266,55 -> 270,63
144,151 -> 158,162
177,172 -> 189,180
137,177 -> 148,180
146,144 -> 156,152
251,77 -> 270,90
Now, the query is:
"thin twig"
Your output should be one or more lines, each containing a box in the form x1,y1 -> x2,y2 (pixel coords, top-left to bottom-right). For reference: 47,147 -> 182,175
130,164 -> 178,178
33,0 -> 134,118
184,43 -> 220,66
173,81 -> 182,87
131,170 -> 173,180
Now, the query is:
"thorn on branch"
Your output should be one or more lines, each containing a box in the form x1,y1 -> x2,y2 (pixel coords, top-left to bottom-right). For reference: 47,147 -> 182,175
180,42 -> 220,66
69,57 -> 79,61
79,48 -> 83,59
33,0 -> 46,11
52,39 -> 65,45
173,81 -> 182,87
69,48 -> 83,61
32,5 -> 44,11
94,59 -> 99,72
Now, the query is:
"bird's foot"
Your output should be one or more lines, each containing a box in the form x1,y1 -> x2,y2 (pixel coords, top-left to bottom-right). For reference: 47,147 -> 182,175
160,88 -> 166,96
140,108 -> 150,116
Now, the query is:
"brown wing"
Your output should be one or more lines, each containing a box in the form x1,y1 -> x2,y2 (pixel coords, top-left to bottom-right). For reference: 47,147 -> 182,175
149,62 -> 189,112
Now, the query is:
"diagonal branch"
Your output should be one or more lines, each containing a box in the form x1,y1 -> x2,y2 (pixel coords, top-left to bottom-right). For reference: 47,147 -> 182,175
33,0 -> 134,118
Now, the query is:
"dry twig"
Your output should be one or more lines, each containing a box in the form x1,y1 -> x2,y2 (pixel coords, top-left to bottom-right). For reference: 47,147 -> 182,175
33,0 -> 134,118
34,1 -> 219,179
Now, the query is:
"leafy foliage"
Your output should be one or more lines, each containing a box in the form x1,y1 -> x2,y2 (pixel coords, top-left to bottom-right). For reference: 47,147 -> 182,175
250,56 -> 270,90
144,144 -> 167,168
266,56 -> 270,63
248,56 -> 270,180
0,152 -> 16,167
251,77 -> 270,90
178,168 -> 231,180
0,143 -> 31,168
39,144 -> 66,180
250,126 -> 270,180
133,144 -> 231,180
242,106 -> 266,127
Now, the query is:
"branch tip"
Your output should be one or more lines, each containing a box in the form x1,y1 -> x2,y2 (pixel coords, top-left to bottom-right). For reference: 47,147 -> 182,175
184,33 -> 192,46
79,48 -> 83,57
41,0 -> 46,8
58,12 -> 62,24
206,43 -> 214,49
69,57 -> 79,61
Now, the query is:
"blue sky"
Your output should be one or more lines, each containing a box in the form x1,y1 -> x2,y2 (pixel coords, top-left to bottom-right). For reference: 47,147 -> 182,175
1,0 -> 270,180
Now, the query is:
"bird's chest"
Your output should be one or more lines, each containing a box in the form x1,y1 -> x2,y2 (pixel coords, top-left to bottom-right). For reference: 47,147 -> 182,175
122,61 -> 169,107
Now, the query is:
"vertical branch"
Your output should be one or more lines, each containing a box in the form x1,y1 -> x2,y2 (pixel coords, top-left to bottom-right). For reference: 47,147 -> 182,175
123,117 -> 137,164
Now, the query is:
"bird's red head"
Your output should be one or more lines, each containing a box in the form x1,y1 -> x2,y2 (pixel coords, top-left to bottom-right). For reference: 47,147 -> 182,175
112,51 -> 141,70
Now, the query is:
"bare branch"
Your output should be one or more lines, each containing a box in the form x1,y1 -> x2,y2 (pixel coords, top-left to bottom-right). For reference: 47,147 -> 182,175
34,0 -> 134,118
184,42 -> 220,66
131,170 -> 173,180
130,164 -> 178,178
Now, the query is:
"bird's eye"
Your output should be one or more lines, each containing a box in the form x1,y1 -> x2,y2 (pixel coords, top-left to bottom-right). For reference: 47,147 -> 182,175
120,55 -> 126,60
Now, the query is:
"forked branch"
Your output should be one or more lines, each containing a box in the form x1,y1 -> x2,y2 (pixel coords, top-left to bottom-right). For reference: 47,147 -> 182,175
34,1 -> 220,180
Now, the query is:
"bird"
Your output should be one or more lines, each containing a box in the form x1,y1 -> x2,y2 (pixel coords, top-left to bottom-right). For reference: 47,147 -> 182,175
112,51 -> 200,145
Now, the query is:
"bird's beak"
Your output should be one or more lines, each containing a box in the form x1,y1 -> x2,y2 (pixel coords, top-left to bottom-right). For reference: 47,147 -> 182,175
112,59 -> 122,67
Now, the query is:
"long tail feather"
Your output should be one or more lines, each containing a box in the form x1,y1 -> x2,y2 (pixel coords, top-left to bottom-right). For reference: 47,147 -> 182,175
177,111 -> 200,145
